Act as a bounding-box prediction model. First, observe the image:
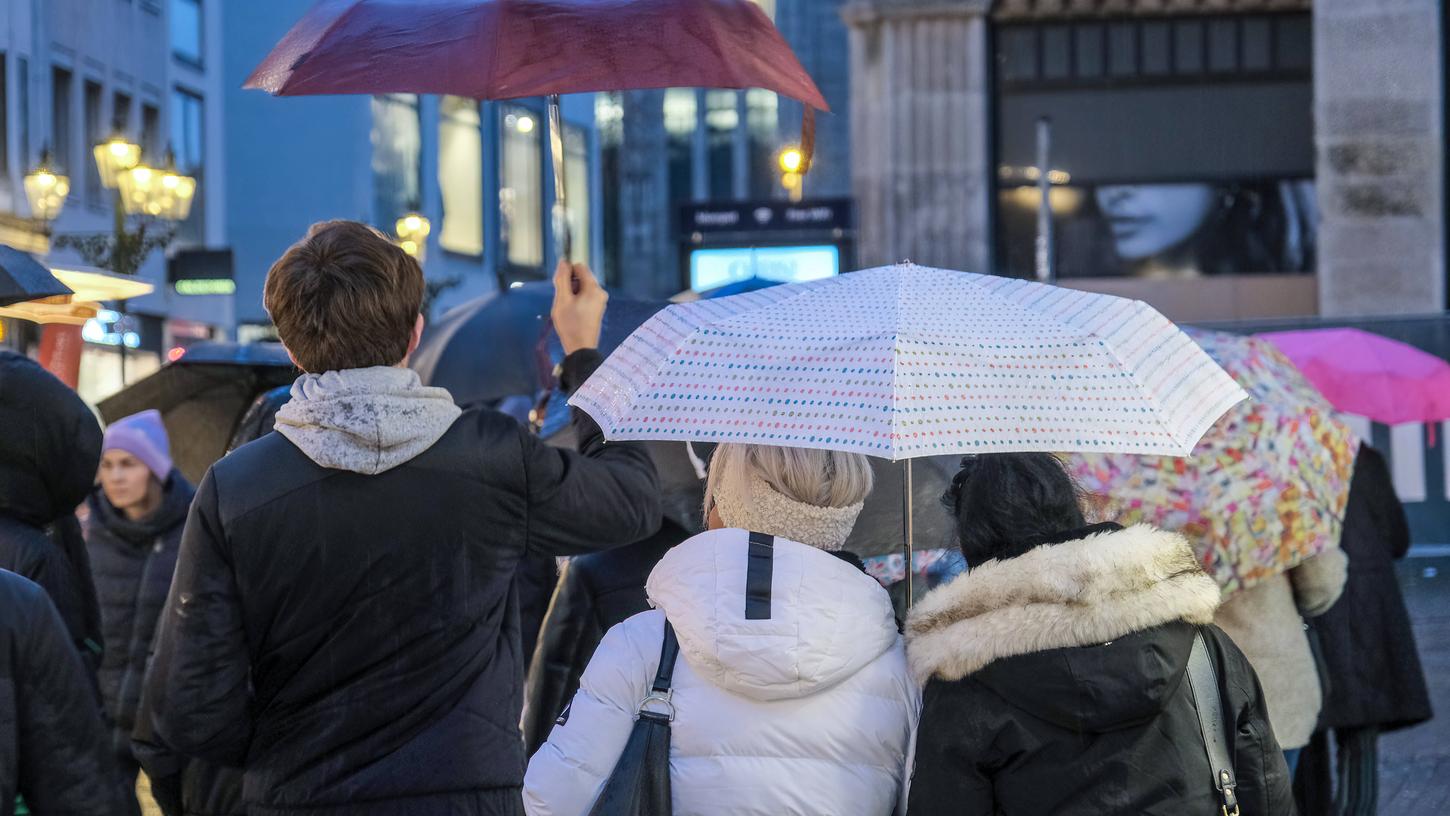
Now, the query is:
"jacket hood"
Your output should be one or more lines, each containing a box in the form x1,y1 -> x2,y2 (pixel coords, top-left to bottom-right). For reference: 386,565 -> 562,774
274,366 -> 461,475
906,524 -> 1220,714
0,350 -> 103,526
86,470 -> 195,546
646,528 -> 899,702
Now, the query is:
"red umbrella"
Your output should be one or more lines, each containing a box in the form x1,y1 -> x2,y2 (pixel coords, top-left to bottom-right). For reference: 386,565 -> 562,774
246,0 -> 827,110
247,0 -> 827,260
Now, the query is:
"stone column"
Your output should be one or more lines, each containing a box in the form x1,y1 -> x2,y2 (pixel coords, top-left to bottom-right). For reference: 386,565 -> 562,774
842,0 -> 994,271
1315,0 -> 1445,316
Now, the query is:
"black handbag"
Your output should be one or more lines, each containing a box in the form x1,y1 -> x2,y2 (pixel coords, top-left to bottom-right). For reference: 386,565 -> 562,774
587,621 -> 681,816
1185,628 -> 1241,816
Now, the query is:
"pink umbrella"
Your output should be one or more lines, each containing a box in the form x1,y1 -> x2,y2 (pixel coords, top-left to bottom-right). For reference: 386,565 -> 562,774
1259,328 -> 1450,426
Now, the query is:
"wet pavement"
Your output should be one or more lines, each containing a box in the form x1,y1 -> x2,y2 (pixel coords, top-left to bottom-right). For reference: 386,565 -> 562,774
1379,553 -> 1450,814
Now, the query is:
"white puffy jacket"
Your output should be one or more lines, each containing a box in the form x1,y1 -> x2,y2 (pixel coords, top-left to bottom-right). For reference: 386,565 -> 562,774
523,528 -> 919,816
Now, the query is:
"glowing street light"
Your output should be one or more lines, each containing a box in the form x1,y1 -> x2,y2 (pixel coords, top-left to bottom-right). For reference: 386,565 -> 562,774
395,211 -> 431,261
93,134 -> 143,189
23,148 -> 71,225
778,146 -> 805,202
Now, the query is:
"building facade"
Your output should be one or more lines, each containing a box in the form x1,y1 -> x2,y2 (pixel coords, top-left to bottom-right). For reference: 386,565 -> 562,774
225,0 -> 602,337
843,0 -> 1446,323
0,0 -> 229,402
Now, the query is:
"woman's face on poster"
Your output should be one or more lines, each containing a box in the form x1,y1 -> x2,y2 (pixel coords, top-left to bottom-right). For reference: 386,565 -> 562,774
1094,183 -> 1216,261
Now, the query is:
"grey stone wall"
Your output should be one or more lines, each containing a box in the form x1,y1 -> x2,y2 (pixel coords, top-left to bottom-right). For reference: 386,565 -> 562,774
1315,0 -> 1445,316
843,0 -> 994,271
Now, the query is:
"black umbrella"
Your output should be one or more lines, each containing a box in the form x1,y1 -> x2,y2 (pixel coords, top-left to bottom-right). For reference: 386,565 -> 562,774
0,244 -> 70,307
412,283 -> 667,410
97,342 -> 298,483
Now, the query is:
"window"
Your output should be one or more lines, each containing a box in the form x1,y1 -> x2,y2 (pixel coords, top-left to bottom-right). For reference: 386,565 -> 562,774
18,58 -> 28,171
438,96 -> 483,256
705,90 -> 737,198
141,103 -> 160,157
113,91 -> 132,134
596,92 -> 623,285
664,88 -> 696,205
746,89 -> 778,198
0,57 -> 9,179
52,67 -> 72,173
563,124 -> 589,264
500,105 -> 542,268
171,88 -> 204,240
84,80 -> 103,206
370,94 -> 421,232
171,0 -> 202,65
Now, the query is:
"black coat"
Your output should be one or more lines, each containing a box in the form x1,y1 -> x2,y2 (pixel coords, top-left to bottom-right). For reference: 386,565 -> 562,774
85,472 -> 195,761
909,622 -> 1296,816
0,351 -> 105,673
522,517 -> 692,754
143,350 -> 660,816
1314,445 -> 1432,732
0,569 -> 130,816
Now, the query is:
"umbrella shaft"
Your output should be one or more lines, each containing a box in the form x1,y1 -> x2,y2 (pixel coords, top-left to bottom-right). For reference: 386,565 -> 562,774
902,458 -> 914,609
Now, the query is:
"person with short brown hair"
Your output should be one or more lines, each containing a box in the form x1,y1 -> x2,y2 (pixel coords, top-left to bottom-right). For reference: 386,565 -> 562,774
143,221 -> 661,816
262,220 -> 426,374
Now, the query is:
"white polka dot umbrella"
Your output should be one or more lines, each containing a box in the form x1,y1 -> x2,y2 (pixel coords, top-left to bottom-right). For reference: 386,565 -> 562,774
571,263 -> 1246,604
572,263 -> 1246,462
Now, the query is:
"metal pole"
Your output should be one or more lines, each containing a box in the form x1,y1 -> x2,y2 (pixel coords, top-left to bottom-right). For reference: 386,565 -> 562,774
1034,116 -> 1054,284
547,94 -> 572,264
902,458 -> 915,609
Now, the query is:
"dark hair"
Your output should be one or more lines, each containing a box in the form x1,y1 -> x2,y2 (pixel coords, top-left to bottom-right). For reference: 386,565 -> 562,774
263,220 -> 424,373
941,453 -> 1087,567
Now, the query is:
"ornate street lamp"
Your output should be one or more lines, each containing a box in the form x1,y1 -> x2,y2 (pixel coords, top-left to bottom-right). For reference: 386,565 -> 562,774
93,133 -> 143,190
23,148 -> 71,226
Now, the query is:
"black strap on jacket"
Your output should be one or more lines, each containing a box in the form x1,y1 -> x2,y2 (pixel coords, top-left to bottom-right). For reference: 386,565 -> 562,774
744,532 -> 776,620
651,623 -> 680,694
1186,628 -> 1240,816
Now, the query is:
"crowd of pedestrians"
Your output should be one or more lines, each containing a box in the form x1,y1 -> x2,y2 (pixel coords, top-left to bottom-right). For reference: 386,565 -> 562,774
0,219 -> 1431,815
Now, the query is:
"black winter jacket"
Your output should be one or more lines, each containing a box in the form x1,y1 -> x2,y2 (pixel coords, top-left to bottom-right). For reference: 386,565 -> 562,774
143,350 -> 660,816
522,517 -> 692,754
906,524 -> 1295,816
0,351 -> 105,676
0,569 -> 129,815
84,472 -> 195,761
1314,445 -> 1432,732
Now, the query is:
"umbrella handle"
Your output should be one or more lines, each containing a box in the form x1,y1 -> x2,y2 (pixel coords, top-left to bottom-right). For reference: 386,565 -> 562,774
902,458 -> 914,610
548,94 -> 575,286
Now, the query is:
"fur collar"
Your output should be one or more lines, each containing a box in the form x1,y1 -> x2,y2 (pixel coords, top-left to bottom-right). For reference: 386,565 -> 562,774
906,524 -> 1221,683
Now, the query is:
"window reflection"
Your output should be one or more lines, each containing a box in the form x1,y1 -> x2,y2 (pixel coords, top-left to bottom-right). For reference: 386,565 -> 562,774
438,96 -> 483,256
501,105 -> 542,267
370,94 -> 420,233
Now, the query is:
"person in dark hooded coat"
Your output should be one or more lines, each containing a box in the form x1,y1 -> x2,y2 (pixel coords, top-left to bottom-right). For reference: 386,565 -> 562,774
143,223 -> 659,816
0,350 -> 105,677
905,454 -> 1296,816
0,568 -> 130,815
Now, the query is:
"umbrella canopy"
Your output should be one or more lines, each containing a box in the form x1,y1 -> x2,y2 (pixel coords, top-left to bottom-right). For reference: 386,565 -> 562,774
246,0 -> 828,110
97,342 -> 298,483
1259,327 -> 1450,425
0,245 -> 70,307
572,263 -> 1246,461
411,283 -> 666,409
1069,329 -> 1360,594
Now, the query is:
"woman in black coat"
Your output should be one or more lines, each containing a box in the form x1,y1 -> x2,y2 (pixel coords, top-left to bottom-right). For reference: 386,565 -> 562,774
1295,445 -> 1432,814
906,454 -> 1296,815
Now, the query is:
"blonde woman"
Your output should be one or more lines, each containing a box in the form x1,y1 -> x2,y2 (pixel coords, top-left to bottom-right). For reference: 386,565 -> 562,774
524,443 -> 919,816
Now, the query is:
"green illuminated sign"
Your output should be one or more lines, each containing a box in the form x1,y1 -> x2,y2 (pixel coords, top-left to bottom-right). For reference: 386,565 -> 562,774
174,279 -> 236,296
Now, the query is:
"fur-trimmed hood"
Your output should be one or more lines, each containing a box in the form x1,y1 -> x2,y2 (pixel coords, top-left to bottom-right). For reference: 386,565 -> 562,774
906,524 -> 1221,685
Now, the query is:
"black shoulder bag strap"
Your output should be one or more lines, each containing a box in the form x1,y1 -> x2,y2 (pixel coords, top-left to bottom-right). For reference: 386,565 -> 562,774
1185,628 -> 1241,816
640,622 -> 681,720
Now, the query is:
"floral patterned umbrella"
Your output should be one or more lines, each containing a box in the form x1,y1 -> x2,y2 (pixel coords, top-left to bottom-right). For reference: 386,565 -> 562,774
1069,329 -> 1359,594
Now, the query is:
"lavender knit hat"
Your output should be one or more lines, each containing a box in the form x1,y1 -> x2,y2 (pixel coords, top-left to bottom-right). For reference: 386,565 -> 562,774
103,409 -> 172,481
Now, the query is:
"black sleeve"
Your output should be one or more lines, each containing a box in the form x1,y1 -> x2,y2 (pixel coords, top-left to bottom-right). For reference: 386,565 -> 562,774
1359,447 -> 1411,560
521,349 -> 662,557
1207,626 -> 1297,816
144,468 -> 254,765
524,559 -> 602,755
906,681 -> 995,816
14,581 -> 128,815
